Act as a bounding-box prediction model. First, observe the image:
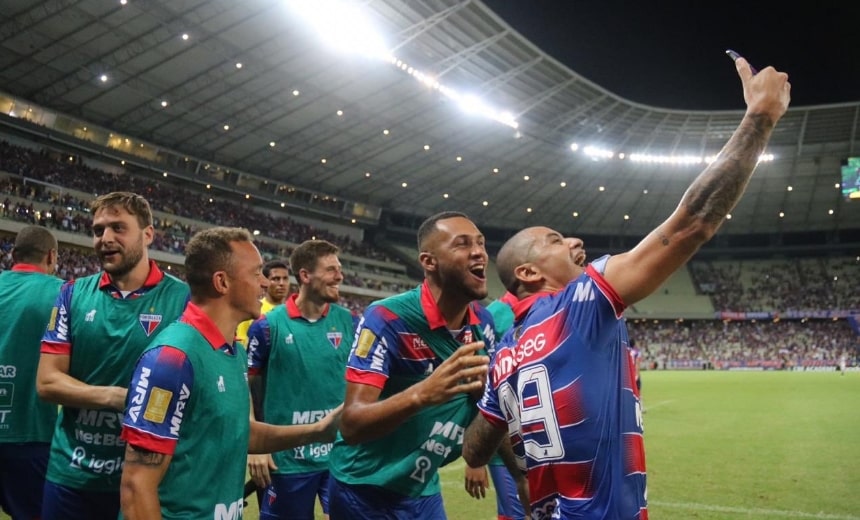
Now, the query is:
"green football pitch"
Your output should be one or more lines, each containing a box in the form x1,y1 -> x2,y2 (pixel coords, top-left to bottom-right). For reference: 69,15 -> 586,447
6,370 -> 859,519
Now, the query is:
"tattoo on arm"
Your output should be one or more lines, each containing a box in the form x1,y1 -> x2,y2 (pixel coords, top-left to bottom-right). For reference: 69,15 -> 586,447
465,417 -> 506,466
658,232 -> 670,246
683,113 -> 773,226
126,445 -> 166,466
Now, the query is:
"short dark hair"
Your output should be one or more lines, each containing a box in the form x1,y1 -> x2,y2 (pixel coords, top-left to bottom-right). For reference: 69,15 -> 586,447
416,211 -> 470,251
185,227 -> 253,298
263,259 -> 289,278
290,240 -> 340,277
12,225 -> 57,264
496,229 -> 534,294
90,192 -> 153,229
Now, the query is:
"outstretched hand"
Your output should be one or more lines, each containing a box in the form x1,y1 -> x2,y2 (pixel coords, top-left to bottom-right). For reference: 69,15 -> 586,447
413,341 -> 489,407
735,56 -> 790,123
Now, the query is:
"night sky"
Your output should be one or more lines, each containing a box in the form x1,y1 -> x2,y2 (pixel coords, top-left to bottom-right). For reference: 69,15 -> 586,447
481,1 -> 860,110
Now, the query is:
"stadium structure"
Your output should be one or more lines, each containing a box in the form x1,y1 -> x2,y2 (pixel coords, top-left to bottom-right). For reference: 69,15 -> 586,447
1,0 -> 858,371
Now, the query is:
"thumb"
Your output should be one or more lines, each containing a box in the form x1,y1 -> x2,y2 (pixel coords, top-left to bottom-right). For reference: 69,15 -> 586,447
735,56 -> 754,82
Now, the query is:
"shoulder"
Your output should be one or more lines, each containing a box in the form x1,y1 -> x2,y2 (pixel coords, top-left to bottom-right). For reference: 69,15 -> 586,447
160,273 -> 190,291
329,303 -> 355,318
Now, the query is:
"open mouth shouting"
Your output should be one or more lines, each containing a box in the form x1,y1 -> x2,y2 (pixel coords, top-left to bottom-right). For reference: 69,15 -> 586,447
469,264 -> 487,282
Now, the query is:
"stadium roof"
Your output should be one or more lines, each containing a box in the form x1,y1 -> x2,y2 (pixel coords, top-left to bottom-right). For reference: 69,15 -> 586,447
1,0 -> 859,241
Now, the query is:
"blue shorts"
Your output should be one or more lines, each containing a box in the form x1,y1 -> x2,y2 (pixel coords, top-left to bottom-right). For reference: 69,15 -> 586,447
0,443 -> 49,519
260,471 -> 330,519
327,477 -> 446,520
489,463 -> 526,520
42,480 -> 120,520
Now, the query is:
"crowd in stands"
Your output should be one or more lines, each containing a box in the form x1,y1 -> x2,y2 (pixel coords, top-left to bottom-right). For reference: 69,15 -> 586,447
1,140 -> 414,294
0,140 -> 393,261
628,318 -> 858,371
690,258 -> 860,312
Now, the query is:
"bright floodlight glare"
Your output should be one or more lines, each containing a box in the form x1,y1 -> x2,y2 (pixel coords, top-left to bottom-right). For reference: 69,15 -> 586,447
287,0 -> 389,59
456,94 -> 518,129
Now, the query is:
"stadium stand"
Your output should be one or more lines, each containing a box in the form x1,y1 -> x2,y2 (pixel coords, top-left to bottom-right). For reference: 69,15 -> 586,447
0,138 -> 420,302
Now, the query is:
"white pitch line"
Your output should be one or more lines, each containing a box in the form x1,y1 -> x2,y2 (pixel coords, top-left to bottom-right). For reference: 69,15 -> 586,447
649,501 -> 859,519
643,399 -> 675,410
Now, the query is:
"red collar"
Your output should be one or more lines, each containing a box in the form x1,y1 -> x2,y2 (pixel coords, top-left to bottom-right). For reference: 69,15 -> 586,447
419,279 -> 480,330
98,260 -> 163,289
11,263 -> 48,274
285,293 -> 330,319
511,290 -> 556,321
499,291 -> 518,306
179,302 -> 230,351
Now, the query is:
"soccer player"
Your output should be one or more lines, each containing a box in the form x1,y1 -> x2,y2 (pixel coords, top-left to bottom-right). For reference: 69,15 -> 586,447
327,211 -> 494,519
36,192 -> 189,520
246,240 -> 354,519
0,226 -> 63,519
236,259 -> 292,348
462,56 -> 791,518
118,227 -> 341,519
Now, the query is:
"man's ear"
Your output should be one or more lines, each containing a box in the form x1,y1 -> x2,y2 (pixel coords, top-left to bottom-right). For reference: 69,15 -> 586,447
142,225 -> 155,247
213,271 -> 230,295
419,251 -> 436,272
514,263 -> 540,285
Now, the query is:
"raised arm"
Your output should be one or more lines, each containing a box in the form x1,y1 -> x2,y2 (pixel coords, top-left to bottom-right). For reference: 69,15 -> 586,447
604,57 -> 791,305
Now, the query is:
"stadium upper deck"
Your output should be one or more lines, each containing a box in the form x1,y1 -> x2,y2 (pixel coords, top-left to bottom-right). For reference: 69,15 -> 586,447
0,0 -> 858,247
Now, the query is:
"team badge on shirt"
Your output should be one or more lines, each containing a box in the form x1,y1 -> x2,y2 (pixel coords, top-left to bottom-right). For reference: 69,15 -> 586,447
327,332 -> 343,349
139,313 -> 163,336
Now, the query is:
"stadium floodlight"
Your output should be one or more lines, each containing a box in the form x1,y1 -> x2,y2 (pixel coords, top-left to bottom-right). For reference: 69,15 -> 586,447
454,94 -> 518,129
285,0 -> 389,60
583,145 -> 614,160
285,1 -> 518,130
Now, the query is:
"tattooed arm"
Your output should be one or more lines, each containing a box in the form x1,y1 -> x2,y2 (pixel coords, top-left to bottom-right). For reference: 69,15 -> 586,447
463,413 -> 507,468
604,57 -> 791,305
120,444 -> 171,520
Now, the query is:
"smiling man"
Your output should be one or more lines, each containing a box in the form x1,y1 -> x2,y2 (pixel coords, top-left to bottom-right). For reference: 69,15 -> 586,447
245,240 -> 354,519
36,192 -> 189,520
327,211 -> 496,519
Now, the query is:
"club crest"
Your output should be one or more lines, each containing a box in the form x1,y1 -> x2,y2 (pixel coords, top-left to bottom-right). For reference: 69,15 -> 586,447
327,331 -> 343,349
139,313 -> 163,337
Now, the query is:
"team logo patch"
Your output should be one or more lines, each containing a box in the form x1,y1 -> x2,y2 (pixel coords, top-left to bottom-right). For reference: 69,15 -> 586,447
139,313 -> 163,336
327,332 -> 343,349
398,333 -> 435,361
143,387 -> 172,423
355,329 -> 376,358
